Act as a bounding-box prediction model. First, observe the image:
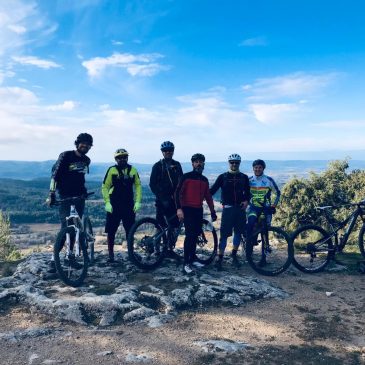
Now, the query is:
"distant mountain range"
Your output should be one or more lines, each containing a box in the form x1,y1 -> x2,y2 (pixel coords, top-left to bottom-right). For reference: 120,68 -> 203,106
1,159 -> 365,185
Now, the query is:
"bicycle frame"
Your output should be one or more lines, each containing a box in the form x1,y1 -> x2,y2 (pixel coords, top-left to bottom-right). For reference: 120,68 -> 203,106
318,203 -> 365,252
65,205 -> 82,257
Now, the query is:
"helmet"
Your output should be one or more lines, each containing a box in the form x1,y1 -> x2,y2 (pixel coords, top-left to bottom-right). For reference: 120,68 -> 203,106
114,148 -> 129,158
228,153 -> 241,162
75,133 -> 93,146
191,153 -> 205,162
160,141 -> 175,151
252,159 -> 266,169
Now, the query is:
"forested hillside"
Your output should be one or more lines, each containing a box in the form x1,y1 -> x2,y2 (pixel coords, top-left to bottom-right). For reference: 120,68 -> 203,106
0,178 -> 156,226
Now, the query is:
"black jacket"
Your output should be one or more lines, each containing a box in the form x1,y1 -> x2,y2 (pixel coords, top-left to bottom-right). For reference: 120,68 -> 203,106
210,171 -> 250,206
149,159 -> 183,202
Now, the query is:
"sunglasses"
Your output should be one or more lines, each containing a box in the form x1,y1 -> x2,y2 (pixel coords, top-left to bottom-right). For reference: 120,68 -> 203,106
162,149 -> 174,153
116,155 -> 128,160
229,161 -> 240,165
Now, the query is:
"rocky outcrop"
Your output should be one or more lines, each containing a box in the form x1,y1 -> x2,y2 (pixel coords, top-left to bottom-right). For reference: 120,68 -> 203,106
0,252 -> 288,326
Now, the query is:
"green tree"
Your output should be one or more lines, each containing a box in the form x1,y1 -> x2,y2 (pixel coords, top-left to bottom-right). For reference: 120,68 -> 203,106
0,211 -> 20,261
274,159 -> 365,242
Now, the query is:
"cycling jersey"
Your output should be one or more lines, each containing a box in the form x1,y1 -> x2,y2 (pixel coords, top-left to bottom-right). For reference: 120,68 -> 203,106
102,164 -> 142,208
249,174 -> 280,207
210,171 -> 250,206
50,150 -> 90,198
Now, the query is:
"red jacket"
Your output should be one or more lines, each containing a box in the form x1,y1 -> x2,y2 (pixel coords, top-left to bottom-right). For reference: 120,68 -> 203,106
175,170 -> 215,212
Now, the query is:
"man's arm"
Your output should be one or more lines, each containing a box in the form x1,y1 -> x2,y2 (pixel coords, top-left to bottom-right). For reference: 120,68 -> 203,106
209,174 -> 222,196
268,176 -> 281,206
149,162 -> 161,198
204,180 -> 217,221
132,167 -> 142,204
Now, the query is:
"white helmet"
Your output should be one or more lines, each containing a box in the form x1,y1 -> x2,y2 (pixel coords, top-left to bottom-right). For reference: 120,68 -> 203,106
228,153 -> 241,162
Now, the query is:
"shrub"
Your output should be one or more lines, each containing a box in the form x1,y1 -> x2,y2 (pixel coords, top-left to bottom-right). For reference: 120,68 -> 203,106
0,211 -> 20,261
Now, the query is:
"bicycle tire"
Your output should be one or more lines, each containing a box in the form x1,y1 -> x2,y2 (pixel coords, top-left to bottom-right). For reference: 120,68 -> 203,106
291,224 -> 332,273
358,224 -> 365,258
82,216 -> 94,264
194,219 -> 218,265
246,226 -> 293,276
54,227 -> 88,287
127,217 -> 167,270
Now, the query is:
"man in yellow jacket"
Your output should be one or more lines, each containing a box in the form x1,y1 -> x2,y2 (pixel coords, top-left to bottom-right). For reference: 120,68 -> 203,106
102,149 -> 142,263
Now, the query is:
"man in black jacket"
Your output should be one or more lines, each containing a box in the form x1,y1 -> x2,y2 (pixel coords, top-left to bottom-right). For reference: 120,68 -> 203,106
210,153 -> 250,270
149,141 -> 183,255
46,132 -> 93,272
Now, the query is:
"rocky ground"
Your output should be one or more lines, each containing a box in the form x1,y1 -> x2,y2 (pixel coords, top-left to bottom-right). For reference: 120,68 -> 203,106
0,248 -> 364,365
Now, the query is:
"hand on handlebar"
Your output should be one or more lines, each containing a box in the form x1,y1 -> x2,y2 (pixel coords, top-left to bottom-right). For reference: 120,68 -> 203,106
177,209 -> 184,221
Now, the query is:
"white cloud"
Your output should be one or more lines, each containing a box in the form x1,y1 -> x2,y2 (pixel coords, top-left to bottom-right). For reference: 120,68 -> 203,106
244,72 -> 339,101
7,24 -> 27,34
82,52 -> 169,78
12,55 -> 61,69
250,103 -> 300,124
46,101 -> 79,111
239,36 -> 267,47
0,1 -> 57,57
0,70 -> 15,84
111,40 -> 123,46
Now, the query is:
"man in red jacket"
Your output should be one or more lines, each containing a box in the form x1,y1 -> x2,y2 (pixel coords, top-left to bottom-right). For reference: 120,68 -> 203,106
175,153 -> 217,274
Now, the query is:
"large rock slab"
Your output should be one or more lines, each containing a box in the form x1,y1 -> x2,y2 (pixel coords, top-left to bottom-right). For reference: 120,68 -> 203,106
0,252 -> 288,326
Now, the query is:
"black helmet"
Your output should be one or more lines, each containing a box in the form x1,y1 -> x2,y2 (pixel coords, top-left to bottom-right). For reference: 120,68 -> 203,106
160,141 -> 174,151
191,153 -> 205,162
75,133 -> 93,146
252,159 -> 266,169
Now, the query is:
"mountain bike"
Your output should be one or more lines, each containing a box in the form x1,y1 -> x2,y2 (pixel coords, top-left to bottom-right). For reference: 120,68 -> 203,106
127,215 -> 218,270
291,200 -> 365,273
53,193 -> 95,287
243,204 -> 293,276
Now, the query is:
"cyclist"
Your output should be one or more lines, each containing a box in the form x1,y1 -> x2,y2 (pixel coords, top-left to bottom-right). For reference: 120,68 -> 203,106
210,153 -> 250,270
149,141 -> 183,257
246,159 -> 280,248
175,153 -> 217,274
46,132 -> 93,273
102,148 -> 142,263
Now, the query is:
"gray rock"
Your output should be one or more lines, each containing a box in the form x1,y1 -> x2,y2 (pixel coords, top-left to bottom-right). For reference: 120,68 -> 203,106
0,253 -> 288,327
125,353 -> 152,363
123,307 -> 157,322
194,339 -> 251,353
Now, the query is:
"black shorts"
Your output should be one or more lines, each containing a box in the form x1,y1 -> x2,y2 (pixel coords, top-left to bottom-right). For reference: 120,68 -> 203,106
220,206 -> 246,238
105,208 -> 135,236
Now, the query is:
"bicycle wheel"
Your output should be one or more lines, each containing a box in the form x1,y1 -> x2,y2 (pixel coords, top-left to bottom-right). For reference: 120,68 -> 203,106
358,224 -> 365,258
246,226 -> 293,276
167,222 -> 185,259
82,216 -> 94,264
54,227 -> 88,287
127,217 -> 167,270
292,224 -> 332,273
194,219 -> 218,265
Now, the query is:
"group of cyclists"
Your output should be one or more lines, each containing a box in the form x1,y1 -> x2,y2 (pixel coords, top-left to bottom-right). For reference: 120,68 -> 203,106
46,132 -> 281,275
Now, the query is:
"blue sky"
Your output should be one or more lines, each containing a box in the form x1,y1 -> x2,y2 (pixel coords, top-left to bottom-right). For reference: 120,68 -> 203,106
1,0 -> 365,163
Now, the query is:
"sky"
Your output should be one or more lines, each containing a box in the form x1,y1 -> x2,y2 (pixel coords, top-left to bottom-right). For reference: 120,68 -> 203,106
1,0 -> 365,163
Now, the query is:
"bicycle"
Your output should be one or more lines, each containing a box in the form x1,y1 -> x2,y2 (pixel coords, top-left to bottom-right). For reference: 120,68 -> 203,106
53,193 -> 95,287
127,215 -> 218,270
242,204 -> 293,276
291,200 -> 365,273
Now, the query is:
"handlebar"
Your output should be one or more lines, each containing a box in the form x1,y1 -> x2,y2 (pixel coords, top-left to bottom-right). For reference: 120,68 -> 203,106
315,199 -> 365,211
54,192 -> 94,205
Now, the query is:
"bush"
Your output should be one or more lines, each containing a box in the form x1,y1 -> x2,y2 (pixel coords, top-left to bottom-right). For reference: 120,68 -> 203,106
275,159 -> 365,241
0,211 -> 20,261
